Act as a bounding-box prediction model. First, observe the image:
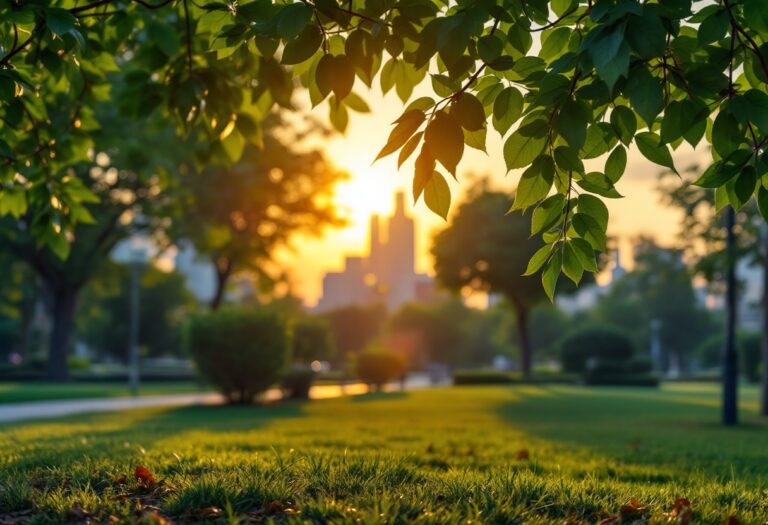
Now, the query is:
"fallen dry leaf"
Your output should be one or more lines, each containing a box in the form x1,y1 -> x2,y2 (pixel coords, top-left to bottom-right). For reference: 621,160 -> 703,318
665,498 -> 693,524
134,465 -> 157,486
138,510 -> 170,524
619,497 -> 650,518
197,507 -> 223,518
112,474 -> 128,485
67,502 -> 90,521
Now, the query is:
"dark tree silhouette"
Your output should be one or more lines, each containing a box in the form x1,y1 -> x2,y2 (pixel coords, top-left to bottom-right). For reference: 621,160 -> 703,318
431,183 -> 546,379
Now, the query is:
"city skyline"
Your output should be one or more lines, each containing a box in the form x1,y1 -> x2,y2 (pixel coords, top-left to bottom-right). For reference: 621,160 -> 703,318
277,85 -> 698,306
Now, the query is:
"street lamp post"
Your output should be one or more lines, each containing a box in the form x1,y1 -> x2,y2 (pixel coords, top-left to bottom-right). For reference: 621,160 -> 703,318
128,245 -> 148,397
722,206 -> 738,426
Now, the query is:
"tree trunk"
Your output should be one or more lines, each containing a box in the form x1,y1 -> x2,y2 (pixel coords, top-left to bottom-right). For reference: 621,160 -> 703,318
514,307 -> 532,381
722,206 -> 738,426
761,224 -> 768,416
46,286 -> 78,382
210,258 -> 232,311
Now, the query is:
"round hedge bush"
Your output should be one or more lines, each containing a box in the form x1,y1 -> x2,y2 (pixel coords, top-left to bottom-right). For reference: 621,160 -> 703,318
355,350 -> 407,390
186,309 -> 289,404
560,326 -> 635,373
695,331 -> 761,381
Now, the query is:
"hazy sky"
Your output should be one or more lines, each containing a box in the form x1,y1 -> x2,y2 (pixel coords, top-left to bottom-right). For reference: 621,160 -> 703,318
276,83 -> 708,306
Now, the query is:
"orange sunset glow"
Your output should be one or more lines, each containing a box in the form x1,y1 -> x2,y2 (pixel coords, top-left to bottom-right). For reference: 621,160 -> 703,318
280,85 -> 699,306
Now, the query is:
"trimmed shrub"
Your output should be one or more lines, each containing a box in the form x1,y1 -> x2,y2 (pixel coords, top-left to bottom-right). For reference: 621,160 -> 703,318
560,327 -> 635,373
583,356 -> 657,387
186,309 -> 289,404
292,318 -> 335,363
355,350 -> 407,390
282,367 -> 316,399
695,335 -> 727,369
453,370 -> 516,385
695,331 -> 760,381
585,356 -> 653,375
584,372 -> 659,387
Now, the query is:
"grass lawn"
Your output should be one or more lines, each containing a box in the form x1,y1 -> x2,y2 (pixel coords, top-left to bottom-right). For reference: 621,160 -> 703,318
0,382 -> 210,404
1,383 -> 767,524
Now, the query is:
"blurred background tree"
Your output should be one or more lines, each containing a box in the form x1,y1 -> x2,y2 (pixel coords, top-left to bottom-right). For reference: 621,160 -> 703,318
76,263 -> 194,362
179,115 -> 348,310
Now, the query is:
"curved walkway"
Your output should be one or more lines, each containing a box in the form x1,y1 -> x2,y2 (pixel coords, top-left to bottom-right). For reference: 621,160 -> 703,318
0,375 -> 438,424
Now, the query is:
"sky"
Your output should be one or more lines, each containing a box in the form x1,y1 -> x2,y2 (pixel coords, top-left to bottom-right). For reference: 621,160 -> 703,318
275,82 -> 708,307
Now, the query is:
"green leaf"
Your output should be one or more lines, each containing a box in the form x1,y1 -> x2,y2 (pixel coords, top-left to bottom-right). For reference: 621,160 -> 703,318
451,93 -> 485,131
572,213 -> 606,250
542,248 -> 562,302
758,186 -> 768,221
587,26 -> 630,89
660,99 -> 708,145
576,194 -> 608,230
413,146 -> 436,201
147,21 -> 180,57
424,170 -> 451,220
581,123 -> 615,160
507,23 -> 533,55
734,165 -> 758,207
553,146 -> 584,174
524,245 -> 552,276
504,127 -> 547,172
424,111 -> 464,175
375,110 -> 425,161
570,237 -> 599,272
610,106 -> 637,145
625,67 -> 663,127
46,8 -> 77,37
329,100 -> 349,132
694,150 -> 750,187
626,11 -> 667,58
697,10 -> 729,45
635,132 -> 677,173
539,27 -> 570,60
531,194 -> 565,235
47,230 -> 71,261
577,172 -> 623,198
277,3 -> 314,40
730,90 -> 768,135
511,155 -> 555,211
562,241 -> 584,284
492,87 -> 523,136
477,34 -> 503,63
0,187 -> 27,218
604,145 -> 627,183
343,92 -> 370,113
221,128 -> 245,162
398,132 -> 422,168
744,0 -> 768,33
712,111 -> 742,159
282,25 -> 323,65
463,126 -> 487,153
554,98 -> 591,151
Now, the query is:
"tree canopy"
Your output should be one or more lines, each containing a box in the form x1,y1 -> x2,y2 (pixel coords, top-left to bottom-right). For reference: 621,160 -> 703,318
431,185 -> 546,377
3,0 -> 768,296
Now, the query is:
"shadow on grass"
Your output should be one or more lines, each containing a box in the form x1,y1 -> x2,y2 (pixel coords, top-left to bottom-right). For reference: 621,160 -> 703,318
351,391 -> 409,403
0,400 -> 309,471
494,384 -> 768,481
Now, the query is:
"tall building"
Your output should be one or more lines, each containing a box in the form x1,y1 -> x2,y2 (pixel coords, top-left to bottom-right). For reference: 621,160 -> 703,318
316,192 -> 437,312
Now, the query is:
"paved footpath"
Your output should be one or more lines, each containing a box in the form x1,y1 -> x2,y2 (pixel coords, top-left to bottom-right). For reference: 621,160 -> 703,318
0,376 -> 437,424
